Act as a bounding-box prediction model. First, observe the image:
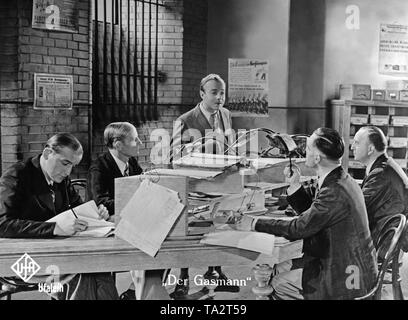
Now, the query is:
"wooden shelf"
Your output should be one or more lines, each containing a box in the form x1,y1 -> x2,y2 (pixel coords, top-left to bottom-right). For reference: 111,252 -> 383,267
331,99 -> 408,177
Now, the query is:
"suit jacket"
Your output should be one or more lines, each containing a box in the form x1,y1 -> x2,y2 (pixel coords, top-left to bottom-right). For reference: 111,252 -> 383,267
86,151 -> 143,215
170,104 -> 233,160
361,154 -> 408,246
0,155 -> 82,238
255,166 -> 378,300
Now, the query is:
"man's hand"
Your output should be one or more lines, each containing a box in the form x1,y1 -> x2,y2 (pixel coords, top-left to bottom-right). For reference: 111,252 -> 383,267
234,215 -> 254,232
97,204 -> 110,220
284,164 -> 302,195
53,218 -> 88,236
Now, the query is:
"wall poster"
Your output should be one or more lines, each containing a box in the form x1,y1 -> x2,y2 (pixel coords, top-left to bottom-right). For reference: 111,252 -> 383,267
379,24 -> 408,75
227,58 -> 269,117
32,0 -> 79,33
34,73 -> 73,110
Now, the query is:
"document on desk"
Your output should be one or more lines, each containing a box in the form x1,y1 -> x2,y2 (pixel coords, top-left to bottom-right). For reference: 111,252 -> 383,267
200,224 -> 276,256
115,179 -> 185,257
47,200 -> 115,237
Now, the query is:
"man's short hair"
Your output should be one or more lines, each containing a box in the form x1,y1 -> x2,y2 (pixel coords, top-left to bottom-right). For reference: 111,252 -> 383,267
200,74 -> 225,92
104,122 -> 136,148
312,127 -> 344,161
45,133 -> 83,154
360,126 -> 388,152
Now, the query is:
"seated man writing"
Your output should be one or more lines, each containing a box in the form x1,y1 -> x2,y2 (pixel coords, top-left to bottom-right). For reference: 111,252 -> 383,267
0,133 -> 118,300
236,127 -> 378,299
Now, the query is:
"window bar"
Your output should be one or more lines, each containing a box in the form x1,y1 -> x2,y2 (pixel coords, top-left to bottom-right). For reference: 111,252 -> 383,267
133,0 -> 139,125
118,0 -> 123,119
154,0 -> 158,120
110,0 -> 116,121
147,0 -> 152,121
126,0 -> 131,121
93,0 -> 100,123
140,0 -> 145,122
103,0 -> 108,117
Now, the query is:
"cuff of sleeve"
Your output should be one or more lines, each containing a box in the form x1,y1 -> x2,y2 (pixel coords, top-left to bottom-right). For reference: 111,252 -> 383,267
287,183 -> 302,196
251,217 -> 259,231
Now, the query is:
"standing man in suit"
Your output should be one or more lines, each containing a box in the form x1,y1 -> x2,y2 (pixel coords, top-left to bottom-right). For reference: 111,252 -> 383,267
87,122 -> 169,300
0,133 -> 118,300
352,126 -> 408,251
171,73 -> 234,161
170,74 -> 239,299
236,127 -> 378,299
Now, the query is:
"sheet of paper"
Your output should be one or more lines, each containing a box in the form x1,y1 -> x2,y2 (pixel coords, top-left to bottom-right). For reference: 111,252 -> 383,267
47,200 -> 115,237
143,168 -> 223,180
115,179 -> 185,257
200,229 -> 276,256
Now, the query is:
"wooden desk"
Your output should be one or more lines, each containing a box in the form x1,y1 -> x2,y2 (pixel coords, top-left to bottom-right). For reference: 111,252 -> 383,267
0,236 -> 302,277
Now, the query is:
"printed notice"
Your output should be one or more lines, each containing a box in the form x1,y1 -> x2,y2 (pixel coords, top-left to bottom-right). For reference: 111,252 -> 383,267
228,58 -> 269,117
34,73 -> 73,110
32,0 -> 79,33
379,24 -> 408,75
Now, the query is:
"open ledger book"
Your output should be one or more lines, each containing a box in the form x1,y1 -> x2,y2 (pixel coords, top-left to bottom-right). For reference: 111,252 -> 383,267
47,201 -> 115,237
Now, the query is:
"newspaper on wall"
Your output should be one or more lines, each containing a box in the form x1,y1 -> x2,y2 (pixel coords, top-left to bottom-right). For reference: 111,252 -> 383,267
227,58 -> 269,117
34,73 -> 73,110
32,0 -> 79,33
379,24 -> 408,75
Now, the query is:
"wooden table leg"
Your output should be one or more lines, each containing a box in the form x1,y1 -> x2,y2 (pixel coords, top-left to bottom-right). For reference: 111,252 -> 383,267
252,264 -> 274,300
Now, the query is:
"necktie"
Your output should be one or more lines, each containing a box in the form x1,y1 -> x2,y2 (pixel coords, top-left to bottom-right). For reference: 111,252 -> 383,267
210,112 -> 221,132
124,163 -> 129,177
49,184 -> 55,203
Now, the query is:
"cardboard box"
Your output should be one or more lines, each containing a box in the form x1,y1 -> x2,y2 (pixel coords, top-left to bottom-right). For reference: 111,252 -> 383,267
340,84 -> 371,100
372,89 -> 386,101
400,90 -> 408,101
370,115 -> 389,126
391,116 -> 408,126
386,80 -> 408,91
350,114 -> 369,125
386,90 -> 399,101
389,137 -> 408,148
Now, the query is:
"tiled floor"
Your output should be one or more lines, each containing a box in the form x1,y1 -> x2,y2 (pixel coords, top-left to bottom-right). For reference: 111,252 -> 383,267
9,253 -> 408,300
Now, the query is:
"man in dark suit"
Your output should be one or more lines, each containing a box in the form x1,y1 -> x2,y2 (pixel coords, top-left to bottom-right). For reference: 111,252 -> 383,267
170,74 -> 239,299
352,126 -> 408,251
87,122 -> 169,300
236,127 -> 378,299
0,133 -> 118,300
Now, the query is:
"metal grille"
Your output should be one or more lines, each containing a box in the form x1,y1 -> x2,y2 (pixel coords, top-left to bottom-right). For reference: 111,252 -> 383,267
92,0 -> 164,127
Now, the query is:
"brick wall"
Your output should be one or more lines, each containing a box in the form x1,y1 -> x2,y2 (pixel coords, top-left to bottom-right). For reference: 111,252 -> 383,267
0,0 -> 91,177
0,0 -> 209,175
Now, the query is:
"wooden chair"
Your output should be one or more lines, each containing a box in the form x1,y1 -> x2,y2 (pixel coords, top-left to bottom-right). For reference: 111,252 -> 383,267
355,214 -> 407,300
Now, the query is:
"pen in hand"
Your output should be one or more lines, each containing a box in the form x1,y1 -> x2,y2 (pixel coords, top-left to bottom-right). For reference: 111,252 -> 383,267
69,205 -> 78,219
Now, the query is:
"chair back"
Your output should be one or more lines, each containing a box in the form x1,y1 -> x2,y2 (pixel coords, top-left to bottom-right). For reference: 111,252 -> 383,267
355,214 -> 406,300
71,178 -> 87,199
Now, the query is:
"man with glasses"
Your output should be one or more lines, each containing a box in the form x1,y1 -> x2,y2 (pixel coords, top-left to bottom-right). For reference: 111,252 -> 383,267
236,127 -> 378,299
0,133 -> 118,300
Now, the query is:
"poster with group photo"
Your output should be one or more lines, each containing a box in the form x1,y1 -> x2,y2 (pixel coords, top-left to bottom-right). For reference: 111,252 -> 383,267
32,0 -> 79,33
379,24 -> 408,75
34,73 -> 73,110
228,58 -> 269,117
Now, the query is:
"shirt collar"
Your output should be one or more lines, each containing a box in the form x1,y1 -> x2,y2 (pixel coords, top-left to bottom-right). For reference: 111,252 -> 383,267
318,165 -> 341,189
199,102 -> 218,124
39,155 -> 53,186
365,156 -> 378,176
109,149 -> 128,176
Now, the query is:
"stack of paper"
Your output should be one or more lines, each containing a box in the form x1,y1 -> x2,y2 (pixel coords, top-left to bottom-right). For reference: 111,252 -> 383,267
47,201 -> 115,237
115,179 -> 185,257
